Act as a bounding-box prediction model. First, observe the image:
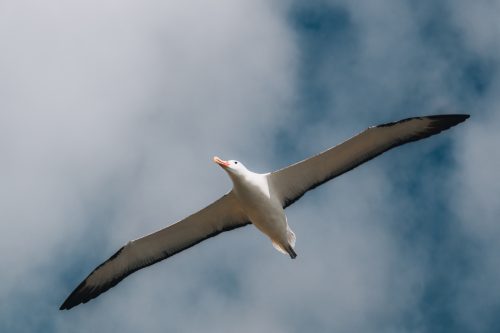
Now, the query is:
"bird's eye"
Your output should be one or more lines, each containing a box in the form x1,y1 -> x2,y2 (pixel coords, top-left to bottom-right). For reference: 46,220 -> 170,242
235,161 -> 238,164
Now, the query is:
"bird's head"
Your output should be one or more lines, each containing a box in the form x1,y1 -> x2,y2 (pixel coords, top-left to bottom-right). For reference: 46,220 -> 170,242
213,156 -> 248,178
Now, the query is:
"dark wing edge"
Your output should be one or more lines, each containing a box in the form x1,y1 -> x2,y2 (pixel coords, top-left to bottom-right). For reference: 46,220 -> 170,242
59,221 -> 249,310
274,114 -> 470,208
59,193 -> 250,310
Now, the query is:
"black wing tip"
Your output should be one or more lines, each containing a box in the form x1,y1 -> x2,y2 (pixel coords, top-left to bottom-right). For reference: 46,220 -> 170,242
59,296 -> 81,310
59,295 -> 76,310
59,280 -> 95,310
59,276 -> 123,310
59,300 -> 76,310
427,113 -> 470,124
59,275 -> 88,310
58,222 -> 253,311
59,246 -> 127,311
426,114 -> 470,131
376,114 -> 470,128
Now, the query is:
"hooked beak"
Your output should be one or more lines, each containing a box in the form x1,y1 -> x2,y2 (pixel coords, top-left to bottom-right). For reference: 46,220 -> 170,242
213,156 -> 230,168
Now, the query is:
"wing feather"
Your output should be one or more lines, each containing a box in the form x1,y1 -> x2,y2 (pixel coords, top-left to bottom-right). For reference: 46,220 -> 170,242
269,114 -> 469,207
60,191 -> 249,310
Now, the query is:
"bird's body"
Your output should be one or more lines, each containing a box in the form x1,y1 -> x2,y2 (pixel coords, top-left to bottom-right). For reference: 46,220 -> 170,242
229,170 -> 294,257
60,114 -> 469,310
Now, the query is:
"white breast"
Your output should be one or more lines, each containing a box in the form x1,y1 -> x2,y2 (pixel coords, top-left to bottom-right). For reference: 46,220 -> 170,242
232,173 -> 287,241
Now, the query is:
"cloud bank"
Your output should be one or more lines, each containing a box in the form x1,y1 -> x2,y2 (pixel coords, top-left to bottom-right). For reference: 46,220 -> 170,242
0,0 -> 498,332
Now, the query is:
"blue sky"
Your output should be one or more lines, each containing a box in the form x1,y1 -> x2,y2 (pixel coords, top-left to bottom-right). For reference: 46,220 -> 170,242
1,0 -> 499,332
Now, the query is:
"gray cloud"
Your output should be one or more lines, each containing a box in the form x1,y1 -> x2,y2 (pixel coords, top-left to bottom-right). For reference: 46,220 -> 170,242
1,0 -> 295,331
1,0 -> 498,332
451,85 -> 500,331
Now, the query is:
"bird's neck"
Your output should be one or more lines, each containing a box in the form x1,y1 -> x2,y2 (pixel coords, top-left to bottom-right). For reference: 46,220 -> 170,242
231,172 -> 270,199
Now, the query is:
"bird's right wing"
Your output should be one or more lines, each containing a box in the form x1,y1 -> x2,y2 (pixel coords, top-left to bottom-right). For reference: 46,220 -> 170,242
269,114 -> 469,208
60,191 -> 249,310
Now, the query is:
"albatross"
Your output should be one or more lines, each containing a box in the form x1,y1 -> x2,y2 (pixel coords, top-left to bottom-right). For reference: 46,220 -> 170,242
60,114 -> 469,310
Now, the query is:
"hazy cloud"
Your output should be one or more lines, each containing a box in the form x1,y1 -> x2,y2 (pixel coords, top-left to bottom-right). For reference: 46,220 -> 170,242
1,0 -> 498,332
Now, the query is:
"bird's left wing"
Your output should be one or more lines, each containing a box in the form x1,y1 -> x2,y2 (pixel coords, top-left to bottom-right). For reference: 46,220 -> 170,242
269,114 -> 469,208
60,191 -> 249,310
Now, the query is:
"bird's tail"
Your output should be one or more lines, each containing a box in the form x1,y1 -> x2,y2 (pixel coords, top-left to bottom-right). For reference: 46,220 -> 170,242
286,227 -> 297,259
272,226 -> 297,259
286,245 -> 297,259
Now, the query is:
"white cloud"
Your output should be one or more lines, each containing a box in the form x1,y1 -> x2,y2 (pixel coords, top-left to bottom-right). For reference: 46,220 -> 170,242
447,0 -> 500,57
1,0 -> 497,332
0,0 -> 295,330
451,82 -> 500,332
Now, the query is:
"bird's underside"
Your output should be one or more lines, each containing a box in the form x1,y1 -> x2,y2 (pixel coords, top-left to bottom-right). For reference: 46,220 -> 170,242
60,114 -> 469,310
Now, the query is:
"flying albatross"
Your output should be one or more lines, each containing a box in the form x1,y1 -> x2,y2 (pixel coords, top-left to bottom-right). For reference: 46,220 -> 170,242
60,114 -> 469,310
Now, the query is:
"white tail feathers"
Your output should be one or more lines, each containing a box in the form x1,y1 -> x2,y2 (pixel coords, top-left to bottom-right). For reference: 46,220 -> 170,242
271,226 -> 297,258
287,226 -> 296,248
272,241 -> 288,255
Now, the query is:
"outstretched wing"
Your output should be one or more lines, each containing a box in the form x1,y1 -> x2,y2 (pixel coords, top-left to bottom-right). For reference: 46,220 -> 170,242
269,114 -> 469,208
60,191 -> 249,310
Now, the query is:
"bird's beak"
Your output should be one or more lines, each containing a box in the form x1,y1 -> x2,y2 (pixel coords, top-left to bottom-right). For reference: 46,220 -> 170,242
213,156 -> 230,168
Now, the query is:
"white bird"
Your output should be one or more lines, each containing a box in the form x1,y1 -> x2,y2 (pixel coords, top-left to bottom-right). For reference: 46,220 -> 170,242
60,114 -> 469,310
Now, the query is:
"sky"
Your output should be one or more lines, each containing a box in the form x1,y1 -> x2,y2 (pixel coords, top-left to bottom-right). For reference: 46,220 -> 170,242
0,0 -> 499,332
